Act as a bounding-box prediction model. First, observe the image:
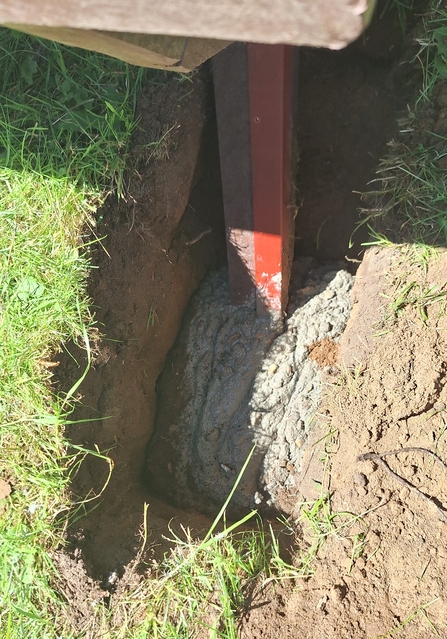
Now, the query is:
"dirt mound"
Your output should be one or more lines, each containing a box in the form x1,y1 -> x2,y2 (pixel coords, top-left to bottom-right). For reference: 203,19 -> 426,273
242,249 -> 447,638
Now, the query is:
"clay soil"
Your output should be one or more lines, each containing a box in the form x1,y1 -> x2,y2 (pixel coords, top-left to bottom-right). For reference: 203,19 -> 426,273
55,4 -> 447,638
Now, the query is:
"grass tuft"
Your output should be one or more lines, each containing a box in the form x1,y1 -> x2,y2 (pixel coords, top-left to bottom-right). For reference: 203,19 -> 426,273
359,4 -> 447,249
0,27 -> 151,196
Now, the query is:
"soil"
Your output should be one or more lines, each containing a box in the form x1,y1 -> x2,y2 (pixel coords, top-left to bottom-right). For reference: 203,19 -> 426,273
242,249 -> 447,639
54,3 -> 447,637
58,71 -> 227,577
295,2 -> 423,260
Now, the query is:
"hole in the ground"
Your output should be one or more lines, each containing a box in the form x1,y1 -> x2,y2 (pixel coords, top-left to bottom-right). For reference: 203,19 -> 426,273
59,2 -> 423,579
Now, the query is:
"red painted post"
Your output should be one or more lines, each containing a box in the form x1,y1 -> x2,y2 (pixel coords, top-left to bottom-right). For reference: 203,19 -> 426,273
247,43 -> 294,315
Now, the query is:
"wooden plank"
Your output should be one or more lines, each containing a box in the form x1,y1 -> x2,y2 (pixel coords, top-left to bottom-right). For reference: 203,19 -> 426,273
6,25 -> 230,71
2,0 -> 375,50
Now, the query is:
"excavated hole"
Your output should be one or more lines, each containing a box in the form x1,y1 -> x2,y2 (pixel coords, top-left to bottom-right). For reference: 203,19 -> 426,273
57,4 -> 420,579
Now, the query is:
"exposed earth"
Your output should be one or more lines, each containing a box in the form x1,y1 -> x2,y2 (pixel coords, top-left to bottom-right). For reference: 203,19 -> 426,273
56,4 -> 447,638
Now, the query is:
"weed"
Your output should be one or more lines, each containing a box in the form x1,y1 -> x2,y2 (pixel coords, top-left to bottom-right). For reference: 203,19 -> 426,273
416,6 -> 447,100
372,597 -> 440,638
146,304 -> 158,329
294,492 -> 368,576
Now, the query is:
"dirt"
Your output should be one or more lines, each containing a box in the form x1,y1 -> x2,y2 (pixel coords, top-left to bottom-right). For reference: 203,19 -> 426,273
242,249 -> 447,639
58,71 -> 226,578
308,338 -> 340,368
294,3 -> 423,261
54,3 -> 447,637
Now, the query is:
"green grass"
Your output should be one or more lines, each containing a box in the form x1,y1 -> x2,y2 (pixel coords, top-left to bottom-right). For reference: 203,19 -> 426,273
0,28 -> 151,195
0,27 -> 154,639
359,3 -> 447,248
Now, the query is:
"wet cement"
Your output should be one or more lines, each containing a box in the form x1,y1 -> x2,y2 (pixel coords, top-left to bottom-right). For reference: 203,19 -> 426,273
145,258 -> 354,517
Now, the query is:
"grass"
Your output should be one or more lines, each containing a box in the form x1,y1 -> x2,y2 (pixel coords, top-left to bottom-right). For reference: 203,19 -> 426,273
360,141 -> 447,245
359,3 -> 447,248
372,597 -> 441,638
381,0 -> 421,34
0,28 -> 151,195
0,27 -> 154,639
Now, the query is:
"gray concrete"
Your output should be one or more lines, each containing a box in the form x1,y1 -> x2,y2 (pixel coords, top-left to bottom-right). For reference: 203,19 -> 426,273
145,258 -> 354,517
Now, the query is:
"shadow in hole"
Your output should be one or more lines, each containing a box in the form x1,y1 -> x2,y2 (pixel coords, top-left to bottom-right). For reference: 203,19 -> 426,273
294,0 -> 428,261
57,69 -> 227,579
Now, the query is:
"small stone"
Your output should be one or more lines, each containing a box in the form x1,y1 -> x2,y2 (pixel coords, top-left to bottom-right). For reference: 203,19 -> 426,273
324,289 -> 336,300
434,401 -> 446,412
356,486 -> 367,497
389,500 -> 402,515
399,487 -> 410,501
279,459 -> 288,468
254,492 -> 264,505
429,546 -> 438,556
353,472 -> 368,487
319,322 -> 332,333
295,438 -> 304,449
268,363 -> 279,375
280,364 -> 293,377
316,594 -> 328,611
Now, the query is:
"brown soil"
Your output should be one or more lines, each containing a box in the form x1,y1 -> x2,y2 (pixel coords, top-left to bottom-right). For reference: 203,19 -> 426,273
242,249 -> 447,639
55,3 -> 447,637
295,3 -> 423,261
58,71 -> 226,578
308,338 -> 339,368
